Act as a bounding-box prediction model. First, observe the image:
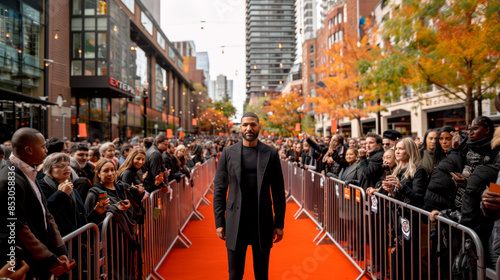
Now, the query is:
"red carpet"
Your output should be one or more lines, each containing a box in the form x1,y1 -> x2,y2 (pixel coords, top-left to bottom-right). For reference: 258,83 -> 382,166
157,193 -> 367,279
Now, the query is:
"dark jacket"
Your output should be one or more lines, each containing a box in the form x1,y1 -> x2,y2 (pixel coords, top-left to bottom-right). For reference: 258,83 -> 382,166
422,151 -> 463,211
358,147 -> 385,190
70,157 -> 95,182
118,166 -> 144,187
391,165 -> 429,207
187,154 -> 204,170
144,145 -> 166,192
163,151 -> 182,182
0,160 -> 68,279
336,162 -> 362,186
37,175 -> 103,237
213,141 -> 286,252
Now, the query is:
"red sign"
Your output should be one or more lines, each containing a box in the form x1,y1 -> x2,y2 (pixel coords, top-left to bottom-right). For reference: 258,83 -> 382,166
331,119 -> 337,133
109,77 -> 135,95
295,123 -> 301,132
344,187 -> 350,199
166,129 -> 173,138
356,189 -> 361,203
179,131 -> 184,140
192,118 -> 197,126
78,123 -> 88,138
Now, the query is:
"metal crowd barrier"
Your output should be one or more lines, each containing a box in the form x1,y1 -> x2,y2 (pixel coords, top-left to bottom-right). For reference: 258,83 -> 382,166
367,192 -> 486,280
280,159 -> 489,280
52,158 -> 216,279
54,223 -> 101,279
317,177 -> 367,279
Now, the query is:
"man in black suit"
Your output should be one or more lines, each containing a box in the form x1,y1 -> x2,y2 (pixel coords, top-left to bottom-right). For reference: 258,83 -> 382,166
0,128 -> 74,279
213,112 -> 286,280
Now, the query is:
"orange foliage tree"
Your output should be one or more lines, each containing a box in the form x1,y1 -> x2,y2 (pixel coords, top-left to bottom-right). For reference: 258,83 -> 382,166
368,0 -> 500,124
310,33 -> 383,136
198,107 -> 228,134
263,92 -> 305,136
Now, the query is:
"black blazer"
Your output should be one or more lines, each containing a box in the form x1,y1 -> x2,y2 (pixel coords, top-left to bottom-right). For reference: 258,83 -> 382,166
0,160 -> 68,279
213,141 -> 286,251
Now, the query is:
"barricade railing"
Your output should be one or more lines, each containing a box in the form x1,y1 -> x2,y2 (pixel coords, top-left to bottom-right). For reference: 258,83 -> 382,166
296,170 -> 325,240
51,158 -> 216,280
367,192 -> 486,280
280,161 -> 488,280
53,223 -> 101,279
280,160 -> 291,196
317,177 -> 367,279
287,164 -> 304,207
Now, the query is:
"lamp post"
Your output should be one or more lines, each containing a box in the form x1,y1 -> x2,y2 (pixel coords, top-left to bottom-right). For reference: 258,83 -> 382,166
142,82 -> 149,137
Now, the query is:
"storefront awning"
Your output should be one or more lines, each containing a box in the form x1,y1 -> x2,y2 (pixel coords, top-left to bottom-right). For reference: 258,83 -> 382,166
0,88 -> 57,105
388,109 -> 410,119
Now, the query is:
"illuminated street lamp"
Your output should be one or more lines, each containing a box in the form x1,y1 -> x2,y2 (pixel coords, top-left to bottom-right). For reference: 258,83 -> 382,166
142,82 -> 149,137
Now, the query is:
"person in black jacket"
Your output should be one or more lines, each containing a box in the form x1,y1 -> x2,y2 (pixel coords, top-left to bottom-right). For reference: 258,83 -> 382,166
420,129 -> 438,176
187,144 -> 204,170
163,142 -> 183,182
117,148 -> 148,194
38,153 -> 108,237
144,134 -> 167,192
0,128 -> 74,279
69,144 -> 95,182
358,133 -> 384,191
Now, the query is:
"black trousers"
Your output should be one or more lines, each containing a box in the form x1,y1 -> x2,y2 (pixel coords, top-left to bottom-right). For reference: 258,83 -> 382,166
227,242 -> 271,280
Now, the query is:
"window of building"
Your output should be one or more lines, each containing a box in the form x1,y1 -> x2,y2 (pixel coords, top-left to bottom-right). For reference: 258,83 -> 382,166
168,46 -> 175,59
73,0 -> 82,15
309,44 -> 314,53
339,13 -> 343,23
177,58 -> 183,69
157,32 -> 166,50
121,0 -> 134,13
141,11 -> 153,35
310,74 -> 315,83
155,63 -> 166,111
338,30 -> 343,42
85,0 -> 96,15
310,59 -> 315,69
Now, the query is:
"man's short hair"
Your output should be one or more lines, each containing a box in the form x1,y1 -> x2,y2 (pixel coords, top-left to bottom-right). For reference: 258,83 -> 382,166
365,133 -> 382,144
121,144 -> 133,154
46,138 -> 65,155
241,112 -> 259,123
155,134 -> 168,145
70,144 -> 89,155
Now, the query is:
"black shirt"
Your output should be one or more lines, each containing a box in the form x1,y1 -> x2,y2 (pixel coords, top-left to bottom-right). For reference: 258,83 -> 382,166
239,145 -> 259,244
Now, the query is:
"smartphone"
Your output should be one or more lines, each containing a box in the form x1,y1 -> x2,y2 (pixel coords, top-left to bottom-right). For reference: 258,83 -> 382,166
98,190 -> 107,202
490,182 -> 500,194
14,246 -> 23,270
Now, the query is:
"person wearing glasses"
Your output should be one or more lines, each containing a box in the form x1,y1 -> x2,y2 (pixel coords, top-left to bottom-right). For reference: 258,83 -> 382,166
37,153 -> 109,237
382,129 -> 402,151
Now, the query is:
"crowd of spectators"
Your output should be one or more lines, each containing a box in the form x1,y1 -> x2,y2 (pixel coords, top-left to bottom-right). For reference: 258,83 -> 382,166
4,115 -> 500,279
0,130 -> 233,280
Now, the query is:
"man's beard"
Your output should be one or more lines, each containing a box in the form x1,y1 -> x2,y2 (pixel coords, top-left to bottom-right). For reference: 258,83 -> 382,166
242,130 -> 259,142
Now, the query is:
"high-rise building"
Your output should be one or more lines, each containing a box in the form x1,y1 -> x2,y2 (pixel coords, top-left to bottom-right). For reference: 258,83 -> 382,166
246,0 -> 296,104
214,74 -> 233,101
196,52 -> 210,91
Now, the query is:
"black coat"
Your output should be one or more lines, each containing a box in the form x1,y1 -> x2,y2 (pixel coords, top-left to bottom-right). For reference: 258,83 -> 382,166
37,175 -> 104,236
144,145 -> 166,192
391,165 -> 429,207
358,147 -> 384,190
213,141 -> 286,251
422,151 -> 463,211
163,151 -> 182,182
0,160 -> 68,279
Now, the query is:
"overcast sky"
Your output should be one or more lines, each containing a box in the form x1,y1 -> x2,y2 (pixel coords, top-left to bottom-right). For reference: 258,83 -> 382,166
160,0 -> 246,120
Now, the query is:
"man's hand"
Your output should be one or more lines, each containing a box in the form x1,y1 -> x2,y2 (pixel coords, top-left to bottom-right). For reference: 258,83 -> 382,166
273,228 -> 284,243
50,255 -> 75,276
482,188 -> 500,211
301,132 -> 309,140
358,148 -> 367,157
216,227 -> 225,240
0,261 -> 29,280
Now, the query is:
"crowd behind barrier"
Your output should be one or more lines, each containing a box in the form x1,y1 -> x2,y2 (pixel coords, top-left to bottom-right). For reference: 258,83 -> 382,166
53,158 -> 216,279
281,159 -> 494,280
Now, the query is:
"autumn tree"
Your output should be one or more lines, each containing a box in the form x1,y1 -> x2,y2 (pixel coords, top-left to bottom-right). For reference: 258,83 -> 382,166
198,107 -> 228,134
263,92 -> 305,136
310,33 -> 383,136
213,95 -> 237,120
369,0 -> 500,124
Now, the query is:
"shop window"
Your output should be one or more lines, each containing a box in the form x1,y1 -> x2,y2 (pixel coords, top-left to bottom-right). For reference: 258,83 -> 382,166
85,32 -> 96,58
72,33 -> 82,58
72,18 -> 83,31
84,60 -> 96,76
72,61 -> 82,76
84,18 -> 95,30
141,11 -> 153,35
97,33 -> 106,58
97,60 -> 107,76
97,18 -> 107,31
121,0 -> 134,13
85,0 -> 96,15
73,0 -> 82,15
